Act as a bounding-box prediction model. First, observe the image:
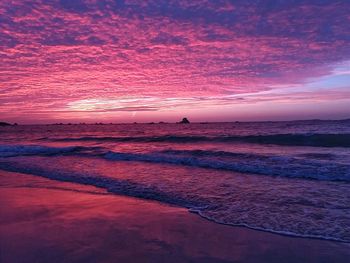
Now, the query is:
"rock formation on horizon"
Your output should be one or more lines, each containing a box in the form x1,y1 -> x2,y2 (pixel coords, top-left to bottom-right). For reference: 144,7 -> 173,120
179,117 -> 190,124
0,122 -> 12,126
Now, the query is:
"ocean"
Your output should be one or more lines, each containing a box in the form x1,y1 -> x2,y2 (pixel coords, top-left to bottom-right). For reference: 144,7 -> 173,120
1,120 -> 350,242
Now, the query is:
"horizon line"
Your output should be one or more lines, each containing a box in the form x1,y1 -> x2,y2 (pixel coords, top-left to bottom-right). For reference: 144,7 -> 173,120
2,117 -> 350,126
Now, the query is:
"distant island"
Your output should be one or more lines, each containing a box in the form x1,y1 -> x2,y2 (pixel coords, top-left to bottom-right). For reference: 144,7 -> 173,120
178,117 -> 190,124
0,121 -> 13,126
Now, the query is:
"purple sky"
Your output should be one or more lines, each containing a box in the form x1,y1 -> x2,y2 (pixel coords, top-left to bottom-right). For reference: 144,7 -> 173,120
1,0 -> 350,123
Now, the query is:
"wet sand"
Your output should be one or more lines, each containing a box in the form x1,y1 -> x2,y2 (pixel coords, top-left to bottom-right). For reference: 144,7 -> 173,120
1,171 -> 349,263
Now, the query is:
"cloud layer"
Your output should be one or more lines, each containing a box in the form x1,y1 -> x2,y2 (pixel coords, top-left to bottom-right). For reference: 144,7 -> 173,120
1,0 -> 350,122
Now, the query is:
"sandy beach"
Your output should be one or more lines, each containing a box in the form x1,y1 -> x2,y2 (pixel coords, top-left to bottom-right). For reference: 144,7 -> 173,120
1,170 -> 349,263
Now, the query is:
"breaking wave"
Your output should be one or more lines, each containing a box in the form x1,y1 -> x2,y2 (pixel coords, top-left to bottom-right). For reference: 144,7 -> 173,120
1,145 -> 349,182
0,144 -> 103,157
104,149 -> 350,182
44,133 -> 350,147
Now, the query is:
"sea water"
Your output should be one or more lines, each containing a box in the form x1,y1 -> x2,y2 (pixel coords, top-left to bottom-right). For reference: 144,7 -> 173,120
1,120 -> 350,242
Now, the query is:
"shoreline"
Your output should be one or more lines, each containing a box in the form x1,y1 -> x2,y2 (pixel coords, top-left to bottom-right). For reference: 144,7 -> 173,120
1,170 -> 350,262
193,211 -> 350,244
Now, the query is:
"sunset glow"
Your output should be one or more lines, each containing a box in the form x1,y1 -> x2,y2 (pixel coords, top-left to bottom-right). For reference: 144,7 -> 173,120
1,0 -> 350,123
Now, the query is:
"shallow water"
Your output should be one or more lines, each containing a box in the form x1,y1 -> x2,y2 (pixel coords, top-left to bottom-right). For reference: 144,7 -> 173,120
1,120 -> 350,242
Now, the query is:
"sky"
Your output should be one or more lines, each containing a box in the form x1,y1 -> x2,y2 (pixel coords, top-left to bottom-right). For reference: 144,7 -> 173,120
0,0 -> 350,124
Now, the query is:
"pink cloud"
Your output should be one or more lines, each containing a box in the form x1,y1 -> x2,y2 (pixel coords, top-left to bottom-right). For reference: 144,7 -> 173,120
0,0 -> 349,123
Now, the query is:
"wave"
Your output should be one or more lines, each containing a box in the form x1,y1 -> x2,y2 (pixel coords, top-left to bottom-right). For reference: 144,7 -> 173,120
0,161 -> 201,208
1,145 -> 349,182
104,150 -> 350,182
44,133 -> 350,147
0,144 -> 103,157
43,135 -> 210,143
236,133 -> 350,147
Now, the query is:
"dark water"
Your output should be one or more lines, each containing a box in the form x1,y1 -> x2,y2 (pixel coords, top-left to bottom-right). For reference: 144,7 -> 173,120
1,120 -> 350,242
